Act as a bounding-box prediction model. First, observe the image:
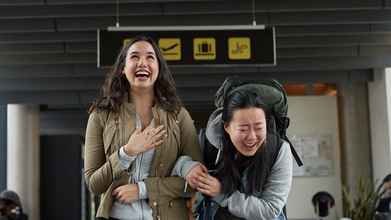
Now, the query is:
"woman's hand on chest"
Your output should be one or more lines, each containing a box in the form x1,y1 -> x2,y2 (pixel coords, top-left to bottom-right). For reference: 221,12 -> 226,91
123,124 -> 167,156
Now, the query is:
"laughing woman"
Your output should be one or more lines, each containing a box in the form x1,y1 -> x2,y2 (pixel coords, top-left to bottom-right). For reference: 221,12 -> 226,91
187,78 -> 293,220
84,36 -> 202,220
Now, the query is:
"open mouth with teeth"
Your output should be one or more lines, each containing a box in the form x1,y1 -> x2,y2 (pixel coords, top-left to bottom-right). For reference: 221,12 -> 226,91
244,142 -> 259,149
135,70 -> 150,79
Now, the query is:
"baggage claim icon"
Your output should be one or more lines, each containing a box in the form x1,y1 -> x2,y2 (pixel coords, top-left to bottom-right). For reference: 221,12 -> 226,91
193,38 -> 216,60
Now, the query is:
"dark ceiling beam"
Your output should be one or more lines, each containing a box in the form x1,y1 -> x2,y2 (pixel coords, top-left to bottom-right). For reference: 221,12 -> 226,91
0,77 -> 103,91
0,42 -> 370,56
55,14 -> 267,31
0,53 -> 95,65
0,0 -> 44,6
0,0 -> 384,20
2,12 -> 391,34
277,46 -> 359,58
359,45 -> 391,56
0,64 -> 78,79
0,70 -> 372,105
55,11 -> 391,31
162,0 -> 382,15
46,0 -> 219,5
65,42 -> 96,53
269,10 -> 391,26
2,42 -> 391,64
0,69 -> 373,93
1,24 -> 390,40
2,26 -> 391,48
0,31 -> 95,44
0,91 -> 81,105
0,10 -> 388,34
0,0 -> 221,7
0,63 -> 372,79
0,18 -> 54,33
277,25 -> 372,36
255,0 -> 382,11
170,56 -> 391,72
0,42 -> 64,54
0,0 -> 377,10
0,55 -> 388,72
278,34 -> 391,47
0,4 -> 162,19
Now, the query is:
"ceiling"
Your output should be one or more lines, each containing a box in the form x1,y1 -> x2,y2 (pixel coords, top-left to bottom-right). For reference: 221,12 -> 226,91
1,0 -> 391,132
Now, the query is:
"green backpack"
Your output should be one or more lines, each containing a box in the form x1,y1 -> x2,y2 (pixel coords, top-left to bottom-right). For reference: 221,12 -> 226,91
203,77 -> 303,168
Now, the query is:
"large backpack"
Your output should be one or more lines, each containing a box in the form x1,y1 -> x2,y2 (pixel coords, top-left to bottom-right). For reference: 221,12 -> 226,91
196,78 -> 302,220
200,78 -> 303,169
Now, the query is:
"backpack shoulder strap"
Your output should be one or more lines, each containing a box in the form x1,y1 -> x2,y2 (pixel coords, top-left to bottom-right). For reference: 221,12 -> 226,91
198,128 -> 220,171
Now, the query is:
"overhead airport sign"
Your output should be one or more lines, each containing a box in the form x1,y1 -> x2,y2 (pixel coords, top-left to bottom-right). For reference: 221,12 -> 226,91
97,25 -> 276,67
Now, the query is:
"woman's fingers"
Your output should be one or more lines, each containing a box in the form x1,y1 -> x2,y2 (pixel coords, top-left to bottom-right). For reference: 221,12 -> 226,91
112,185 -> 123,196
197,180 -> 210,189
152,125 -> 165,135
197,175 -> 213,186
144,122 -> 156,132
200,164 -> 208,173
198,172 -> 209,180
148,128 -> 166,147
151,129 -> 166,142
144,125 -> 165,140
150,139 -> 164,148
144,125 -> 164,136
197,187 -> 211,196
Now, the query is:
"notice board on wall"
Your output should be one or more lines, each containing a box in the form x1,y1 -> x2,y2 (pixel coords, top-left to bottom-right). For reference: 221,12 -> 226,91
289,134 -> 334,177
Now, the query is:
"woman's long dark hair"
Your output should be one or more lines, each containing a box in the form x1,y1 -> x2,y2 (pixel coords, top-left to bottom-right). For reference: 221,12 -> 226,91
217,78 -> 281,195
89,35 -> 182,114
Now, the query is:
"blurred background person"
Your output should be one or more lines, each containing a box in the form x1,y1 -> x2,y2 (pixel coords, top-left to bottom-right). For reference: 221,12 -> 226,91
0,190 -> 27,220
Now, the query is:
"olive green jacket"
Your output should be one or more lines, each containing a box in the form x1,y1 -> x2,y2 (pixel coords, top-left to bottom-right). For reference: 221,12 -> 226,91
84,101 -> 202,219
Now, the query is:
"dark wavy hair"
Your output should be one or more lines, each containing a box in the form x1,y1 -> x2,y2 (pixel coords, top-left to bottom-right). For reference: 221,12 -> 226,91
217,77 -> 281,195
89,35 -> 182,114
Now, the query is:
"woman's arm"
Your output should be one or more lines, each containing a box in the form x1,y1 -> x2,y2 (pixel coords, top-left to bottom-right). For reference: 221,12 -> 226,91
145,108 -> 203,199
178,108 -> 203,163
84,111 -> 127,194
226,142 -> 293,219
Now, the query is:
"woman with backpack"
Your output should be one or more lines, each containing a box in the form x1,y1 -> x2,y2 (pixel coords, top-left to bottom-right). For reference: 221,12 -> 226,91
184,77 -> 294,220
84,35 -> 202,220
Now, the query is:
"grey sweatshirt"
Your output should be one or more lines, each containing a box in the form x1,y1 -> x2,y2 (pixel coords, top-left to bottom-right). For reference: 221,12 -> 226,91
110,116 -> 154,220
218,141 -> 293,219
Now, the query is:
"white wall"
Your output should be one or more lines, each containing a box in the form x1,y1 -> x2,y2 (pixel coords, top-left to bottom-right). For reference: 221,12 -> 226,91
286,96 -> 342,219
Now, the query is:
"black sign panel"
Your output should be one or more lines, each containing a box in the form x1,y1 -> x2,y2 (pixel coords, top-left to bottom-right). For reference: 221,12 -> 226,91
97,26 -> 275,67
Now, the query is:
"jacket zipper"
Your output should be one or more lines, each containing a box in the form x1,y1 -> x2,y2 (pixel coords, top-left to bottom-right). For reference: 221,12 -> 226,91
139,153 -> 144,220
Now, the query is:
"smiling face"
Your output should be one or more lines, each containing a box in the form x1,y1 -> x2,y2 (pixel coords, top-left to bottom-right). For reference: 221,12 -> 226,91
123,40 -> 159,91
224,107 -> 267,157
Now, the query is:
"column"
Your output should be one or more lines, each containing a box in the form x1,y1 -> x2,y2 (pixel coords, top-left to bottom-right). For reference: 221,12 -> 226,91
0,105 -> 6,191
368,68 -> 391,183
338,81 -> 372,191
7,104 -> 40,220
